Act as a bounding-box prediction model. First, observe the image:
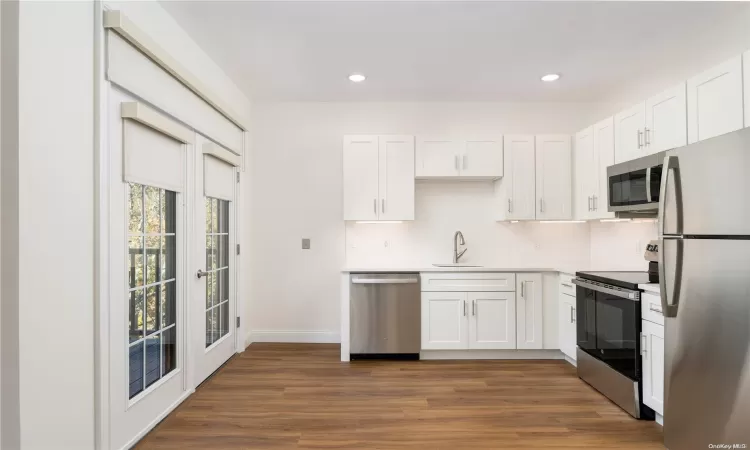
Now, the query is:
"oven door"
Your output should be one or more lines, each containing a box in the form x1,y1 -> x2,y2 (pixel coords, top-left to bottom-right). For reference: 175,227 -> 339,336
575,281 -> 641,381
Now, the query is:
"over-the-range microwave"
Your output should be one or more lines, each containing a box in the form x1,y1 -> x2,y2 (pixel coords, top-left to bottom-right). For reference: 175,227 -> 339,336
606,150 -> 670,218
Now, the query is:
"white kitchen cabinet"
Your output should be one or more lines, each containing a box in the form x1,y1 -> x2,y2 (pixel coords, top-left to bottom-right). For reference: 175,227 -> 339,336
378,135 -> 415,221
535,135 -> 572,220
615,102 -> 646,163
496,135 -> 536,220
687,56 -> 744,144
416,137 -> 503,179
461,138 -> 504,178
574,126 -> 596,220
645,83 -> 687,154
343,135 -> 414,221
468,292 -> 516,350
516,273 -> 543,349
592,117 -> 615,219
421,291 -> 468,350
642,319 -> 665,416
343,135 -> 380,221
558,293 -> 577,362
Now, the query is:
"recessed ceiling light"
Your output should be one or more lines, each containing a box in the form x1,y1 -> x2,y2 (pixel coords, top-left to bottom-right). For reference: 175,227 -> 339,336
541,73 -> 560,82
349,73 -> 366,83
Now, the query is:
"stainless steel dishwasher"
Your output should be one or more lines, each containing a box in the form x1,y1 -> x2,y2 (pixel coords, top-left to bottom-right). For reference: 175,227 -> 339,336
349,273 -> 420,359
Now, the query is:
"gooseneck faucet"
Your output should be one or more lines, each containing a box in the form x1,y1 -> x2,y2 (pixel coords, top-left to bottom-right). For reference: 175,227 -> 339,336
453,231 -> 467,264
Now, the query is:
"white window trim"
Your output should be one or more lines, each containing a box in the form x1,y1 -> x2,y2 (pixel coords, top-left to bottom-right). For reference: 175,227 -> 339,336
104,10 -> 248,132
121,102 -> 194,145
203,141 -> 242,167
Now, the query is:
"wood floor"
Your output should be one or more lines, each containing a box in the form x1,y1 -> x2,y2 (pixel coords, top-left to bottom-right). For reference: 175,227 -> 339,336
136,343 -> 664,449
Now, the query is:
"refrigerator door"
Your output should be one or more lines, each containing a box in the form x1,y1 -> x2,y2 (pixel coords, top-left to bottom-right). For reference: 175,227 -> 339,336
660,127 -> 750,237
664,238 -> 750,450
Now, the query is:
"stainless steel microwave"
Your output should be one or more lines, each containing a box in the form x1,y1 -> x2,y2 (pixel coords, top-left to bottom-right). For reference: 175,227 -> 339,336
606,151 -> 669,217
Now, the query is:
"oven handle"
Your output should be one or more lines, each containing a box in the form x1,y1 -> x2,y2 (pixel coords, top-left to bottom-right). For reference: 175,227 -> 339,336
572,278 -> 640,301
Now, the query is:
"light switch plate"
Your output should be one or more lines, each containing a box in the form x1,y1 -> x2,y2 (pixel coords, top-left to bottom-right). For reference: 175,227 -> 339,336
302,238 -> 311,250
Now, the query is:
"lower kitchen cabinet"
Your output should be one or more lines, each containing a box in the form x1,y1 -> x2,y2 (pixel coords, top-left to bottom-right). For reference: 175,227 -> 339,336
641,319 -> 665,417
421,291 -> 469,350
558,293 -> 577,361
516,273 -> 543,349
468,292 -> 516,350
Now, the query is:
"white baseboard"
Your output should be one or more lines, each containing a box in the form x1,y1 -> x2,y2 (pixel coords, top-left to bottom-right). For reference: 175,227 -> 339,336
248,330 -> 341,344
420,349 -> 565,360
121,388 -> 194,450
564,355 -> 578,367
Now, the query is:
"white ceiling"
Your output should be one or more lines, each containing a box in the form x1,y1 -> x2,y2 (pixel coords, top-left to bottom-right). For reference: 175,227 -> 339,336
160,1 -> 750,102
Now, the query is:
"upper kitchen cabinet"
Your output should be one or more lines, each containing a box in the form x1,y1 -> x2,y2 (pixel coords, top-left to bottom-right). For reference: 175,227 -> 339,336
645,83 -> 687,153
592,117 -> 615,219
574,126 -> 596,220
496,135 -> 536,221
614,102 -> 646,163
687,56 -> 744,144
343,135 -> 415,221
535,135 -> 572,220
416,137 -> 503,179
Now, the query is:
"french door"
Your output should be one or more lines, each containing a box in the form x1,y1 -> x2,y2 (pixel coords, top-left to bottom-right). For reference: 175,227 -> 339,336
192,134 -> 239,385
109,89 -> 191,449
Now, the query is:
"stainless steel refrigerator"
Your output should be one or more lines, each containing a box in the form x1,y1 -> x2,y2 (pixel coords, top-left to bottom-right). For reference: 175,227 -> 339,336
660,127 -> 750,449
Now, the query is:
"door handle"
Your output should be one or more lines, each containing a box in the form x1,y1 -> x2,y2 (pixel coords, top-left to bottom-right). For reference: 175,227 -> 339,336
382,199 -> 385,214
641,333 -> 647,356
539,198 -> 544,213
463,300 -> 467,317
472,300 -> 475,316
645,127 -> 651,147
637,130 -> 643,149
508,198 -> 512,213
455,155 -> 459,171
463,154 -> 468,171
570,307 -> 575,323
196,270 -> 210,279
587,196 -> 592,212
521,281 -> 525,298
373,198 -> 377,215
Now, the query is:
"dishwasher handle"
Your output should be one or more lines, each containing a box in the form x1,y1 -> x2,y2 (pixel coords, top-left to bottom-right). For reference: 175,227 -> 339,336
351,276 -> 419,284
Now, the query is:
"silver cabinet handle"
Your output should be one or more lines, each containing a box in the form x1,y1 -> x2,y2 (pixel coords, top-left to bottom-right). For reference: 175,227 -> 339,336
539,198 -> 544,213
455,155 -> 459,171
645,127 -> 651,146
382,199 -> 385,214
593,195 -> 597,211
373,199 -> 377,214
637,129 -> 643,149
641,333 -> 647,356
197,270 -> 210,279
521,281 -> 525,298
562,283 -> 573,288
649,303 -> 663,314
463,300 -> 467,317
463,154 -> 468,170
570,306 -> 574,323
508,198 -> 512,213
472,300 -> 475,316
587,196 -> 592,212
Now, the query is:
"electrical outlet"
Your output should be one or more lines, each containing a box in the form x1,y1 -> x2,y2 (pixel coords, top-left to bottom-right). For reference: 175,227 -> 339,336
384,240 -> 389,248
302,238 -> 311,250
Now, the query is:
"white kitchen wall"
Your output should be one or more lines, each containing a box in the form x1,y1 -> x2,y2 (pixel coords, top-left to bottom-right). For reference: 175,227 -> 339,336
346,182 -> 591,270
248,101 -> 613,343
590,221 -> 658,271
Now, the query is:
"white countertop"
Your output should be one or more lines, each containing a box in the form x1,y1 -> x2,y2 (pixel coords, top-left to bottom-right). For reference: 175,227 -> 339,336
342,267 -> 577,273
639,283 -> 660,294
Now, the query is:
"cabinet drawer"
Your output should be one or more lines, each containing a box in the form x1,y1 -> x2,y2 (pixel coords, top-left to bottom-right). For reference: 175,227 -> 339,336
421,272 -> 516,292
641,292 -> 664,326
559,273 -> 576,297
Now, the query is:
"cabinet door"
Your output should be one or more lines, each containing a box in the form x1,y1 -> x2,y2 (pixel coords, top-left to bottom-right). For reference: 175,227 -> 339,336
614,102 -> 646,163
516,273 -> 543,349
535,135 -> 572,220
378,135 -> 415,221
415,138 -> 462,178
592,117 -> 615,219
343,135 -> 379,221
687,56 -> 744,144
574,127 -> 595,220
421,292 -> 468,350
501,135 -> 536,220
558,295 -> 577,360
642,320 -> 665,415
461,138 -> 503,178
468,292 -> 516,350
645,83 -> 687,154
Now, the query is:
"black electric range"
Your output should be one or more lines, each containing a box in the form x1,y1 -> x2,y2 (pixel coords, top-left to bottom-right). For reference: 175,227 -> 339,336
573,270 -> 655,421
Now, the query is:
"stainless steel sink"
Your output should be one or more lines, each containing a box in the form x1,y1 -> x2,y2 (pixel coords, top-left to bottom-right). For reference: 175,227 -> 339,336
432,263 -> 483,268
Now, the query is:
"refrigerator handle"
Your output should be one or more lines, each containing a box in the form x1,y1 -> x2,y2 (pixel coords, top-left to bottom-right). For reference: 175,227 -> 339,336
659,237 -> 684,318
658,155 -> 683,236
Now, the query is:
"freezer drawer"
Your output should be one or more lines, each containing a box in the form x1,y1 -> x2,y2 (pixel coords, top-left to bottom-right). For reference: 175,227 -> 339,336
350,273 -> 421,355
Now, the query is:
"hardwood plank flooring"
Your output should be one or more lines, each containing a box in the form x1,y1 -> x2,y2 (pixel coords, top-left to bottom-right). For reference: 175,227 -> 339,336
136,343 -> 664,449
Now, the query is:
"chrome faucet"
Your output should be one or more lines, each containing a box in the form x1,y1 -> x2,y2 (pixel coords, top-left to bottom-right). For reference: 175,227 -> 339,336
453,231 -> 467,264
